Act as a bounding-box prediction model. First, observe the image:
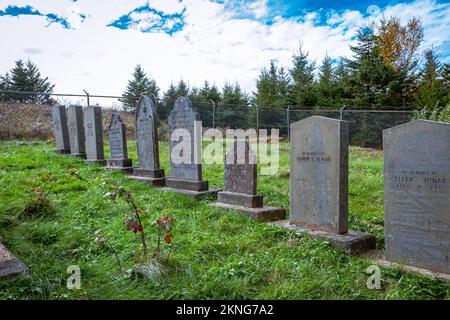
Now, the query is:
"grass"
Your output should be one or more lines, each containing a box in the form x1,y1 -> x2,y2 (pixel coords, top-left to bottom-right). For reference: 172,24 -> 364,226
0,140 -> 449,300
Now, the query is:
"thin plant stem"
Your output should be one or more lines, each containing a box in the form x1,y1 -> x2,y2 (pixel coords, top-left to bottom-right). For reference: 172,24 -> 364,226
106,240 -> 123,272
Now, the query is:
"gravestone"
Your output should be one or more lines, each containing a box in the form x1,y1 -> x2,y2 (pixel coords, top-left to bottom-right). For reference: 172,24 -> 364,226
383,120 -> 450,274
0,242 -> 28,280
106,113 -> 133,172
214,139 -> 285,221
51,104 -> 70,154
272,116 -> 374,254
290,116 -> 349,234
67,105 -> 86,158
164,97 -> 217,197
131,96 -> 165,186
83,106 -> 106,165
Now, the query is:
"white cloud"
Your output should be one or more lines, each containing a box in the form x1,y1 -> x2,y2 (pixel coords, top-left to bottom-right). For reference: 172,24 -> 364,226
0,0 -> 448,103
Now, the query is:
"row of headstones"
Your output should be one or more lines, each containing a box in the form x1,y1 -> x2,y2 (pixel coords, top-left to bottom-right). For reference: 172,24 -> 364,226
52,96 -> 450,275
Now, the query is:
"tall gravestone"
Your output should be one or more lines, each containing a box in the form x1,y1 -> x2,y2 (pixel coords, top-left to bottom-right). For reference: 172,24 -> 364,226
131,96 -> 165,186
214,139 -> 285,221
165,97 -> 217,197
83,106 -> 105,165
271,116 -> 374,254
106,113 -> 133,172
384,120 -> 450,274
51,104 -> 70,154
67,105 -> 86,158
290,116 -> 349,234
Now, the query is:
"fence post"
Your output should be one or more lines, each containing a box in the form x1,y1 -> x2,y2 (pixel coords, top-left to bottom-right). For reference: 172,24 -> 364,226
287,105 -> 290,141
340,106 -> 346,120
83,89 -> 90,107
210,99 -> 215,129
255,104 -> 259,144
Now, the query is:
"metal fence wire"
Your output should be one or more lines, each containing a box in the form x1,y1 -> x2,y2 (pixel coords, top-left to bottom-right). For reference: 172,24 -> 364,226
0,90 -> 415,147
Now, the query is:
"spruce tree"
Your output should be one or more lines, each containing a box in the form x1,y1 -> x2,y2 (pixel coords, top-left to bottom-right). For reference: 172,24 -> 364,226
415,49 -> 447,108
121,64 -> 159,112
174,79 -> 189,97
316,55 -> 336,108
5,59 -> 54,104
219,82 -> 249,128
289,44 -> 316,108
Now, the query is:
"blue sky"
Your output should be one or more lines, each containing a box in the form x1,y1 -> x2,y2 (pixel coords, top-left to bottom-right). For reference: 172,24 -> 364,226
0,0 -> 449,98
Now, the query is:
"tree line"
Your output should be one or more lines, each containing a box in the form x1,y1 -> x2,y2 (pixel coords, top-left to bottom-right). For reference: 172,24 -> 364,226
0,15 -> 448,145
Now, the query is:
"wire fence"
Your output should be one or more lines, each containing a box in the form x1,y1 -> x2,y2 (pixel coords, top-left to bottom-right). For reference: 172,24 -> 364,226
0,90 -> 416,147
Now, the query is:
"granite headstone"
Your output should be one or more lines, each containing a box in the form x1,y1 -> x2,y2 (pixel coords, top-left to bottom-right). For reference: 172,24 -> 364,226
165,97 -> 210,193
83,106 -> 105,164
383,120 -> 450,274
67,105 -> 86,158
51,104 -> 70,154
106,113 -> 132,171
134,96 -> 164,179
290,116 -> 349,234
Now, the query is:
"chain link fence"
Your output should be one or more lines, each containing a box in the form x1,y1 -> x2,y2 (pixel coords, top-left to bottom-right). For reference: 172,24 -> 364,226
0,90 -> 415,147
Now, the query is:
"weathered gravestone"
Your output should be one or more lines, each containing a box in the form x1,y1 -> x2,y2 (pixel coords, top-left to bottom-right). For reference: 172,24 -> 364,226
83,106 -> 106,165
271,116 -> 374,254
106,113 -> 133,172
164,97 -> 217,197
51,104 -> 70,154
214,139 -> 285,221
0,242 -> 28,280
383,120 -> 450,274
130,96 -> 165,186
67,105 -> 86,158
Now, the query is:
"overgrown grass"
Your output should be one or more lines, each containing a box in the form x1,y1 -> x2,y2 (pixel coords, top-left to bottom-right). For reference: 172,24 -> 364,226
0,140 -> 449,299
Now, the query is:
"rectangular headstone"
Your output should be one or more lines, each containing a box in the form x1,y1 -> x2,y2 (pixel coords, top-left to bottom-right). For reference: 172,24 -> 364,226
290,116 -> 349,234
134,96 -> 164,178
83,106 -> 105,163
51,104 -> 70,154
67,105 -> 86,157
107,113 -> 132,169
168,97 -> 202,181
224,139 -> 257,195
384,120 -> 450,274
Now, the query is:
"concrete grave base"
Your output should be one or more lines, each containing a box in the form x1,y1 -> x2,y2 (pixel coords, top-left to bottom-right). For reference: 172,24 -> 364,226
269,220 -> 375,255
128,175 -> 166,187
160,187 -> 219,199
85,159 -> 107,165
53,149 -> 71,155
69,153 -> 86,159
106,159 -> 133,173
211,202 -> 286,222
361,249 -> 450,282
0,243 -> 28,280
165,178 -> 209,192
133,168 -> 165,178
217,191 -> 263,208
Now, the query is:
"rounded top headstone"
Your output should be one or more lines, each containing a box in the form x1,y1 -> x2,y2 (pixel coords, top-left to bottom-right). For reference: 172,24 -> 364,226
136,95 -> 156,121
173,97 -> 193,112
109,113 -> 123,129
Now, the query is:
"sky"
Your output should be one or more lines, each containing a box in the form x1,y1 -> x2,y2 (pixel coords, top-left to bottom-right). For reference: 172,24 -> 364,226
0,0 -> 449,97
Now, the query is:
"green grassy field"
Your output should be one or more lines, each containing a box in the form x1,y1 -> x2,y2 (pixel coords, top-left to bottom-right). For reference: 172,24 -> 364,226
0,140 -> 449,299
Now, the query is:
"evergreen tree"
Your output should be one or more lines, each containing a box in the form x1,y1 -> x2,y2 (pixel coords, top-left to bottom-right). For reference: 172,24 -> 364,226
253,60 -> 290,108
347,26 -> 400,107
315,55 -> 336,108
218,82 -> 249,128
333,58 -> 352,106
120,64 -> 159,112
289,44 -> 316,108
2,59 -> 55,104
415,49 -> 447,108
174,79 -> 189,97
160,82 -> 178,121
